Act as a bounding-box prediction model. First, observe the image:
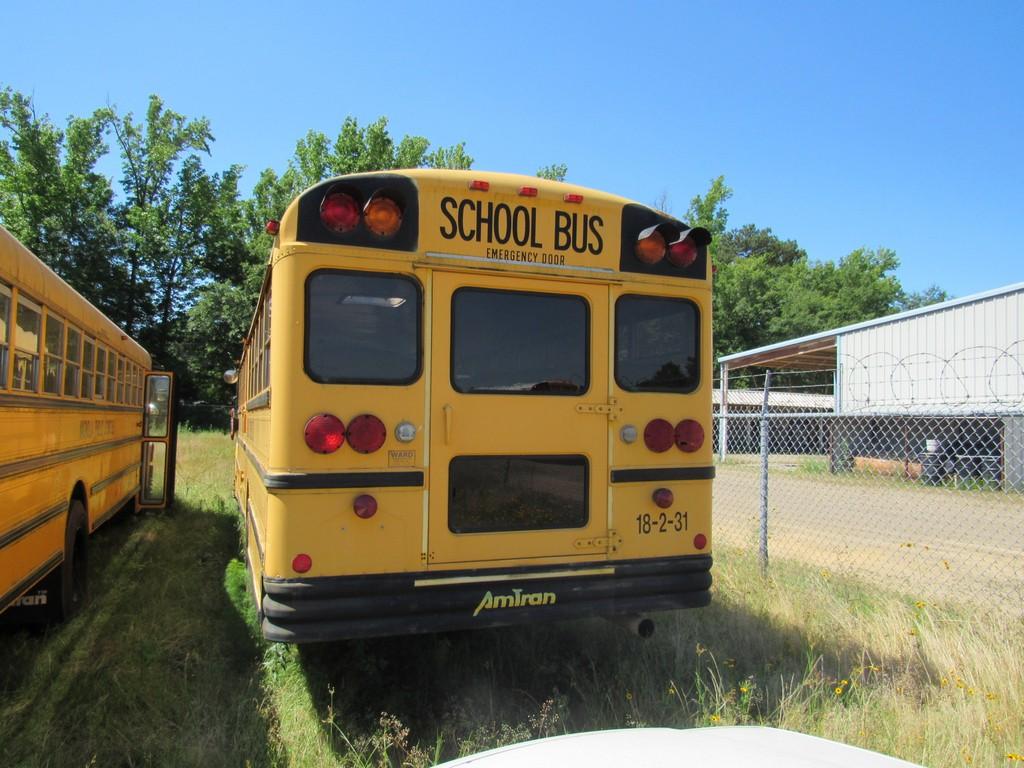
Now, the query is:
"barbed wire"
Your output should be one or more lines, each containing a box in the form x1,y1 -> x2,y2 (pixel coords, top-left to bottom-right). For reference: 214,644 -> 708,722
715,341 -> 1023,415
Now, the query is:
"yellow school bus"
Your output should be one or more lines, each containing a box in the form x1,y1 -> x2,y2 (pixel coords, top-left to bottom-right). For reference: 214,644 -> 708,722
232,170 -> 713,642
0,226 -> 176,623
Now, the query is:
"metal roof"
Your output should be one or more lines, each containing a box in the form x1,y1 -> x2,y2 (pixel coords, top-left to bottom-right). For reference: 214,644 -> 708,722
711,390 -> 834,409
717,281 -> 1024,370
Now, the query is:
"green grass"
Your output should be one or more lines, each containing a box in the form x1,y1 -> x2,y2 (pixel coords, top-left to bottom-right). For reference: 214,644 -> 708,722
2,431 -> 1022,767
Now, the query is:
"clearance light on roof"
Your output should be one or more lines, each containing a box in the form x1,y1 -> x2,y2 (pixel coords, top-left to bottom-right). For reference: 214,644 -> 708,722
469,180 -> 490,191
518,186 -> 538,197
564,193 -> 584,203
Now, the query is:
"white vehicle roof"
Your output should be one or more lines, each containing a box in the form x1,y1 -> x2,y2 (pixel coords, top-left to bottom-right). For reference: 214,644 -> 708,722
436,727 -> 922,768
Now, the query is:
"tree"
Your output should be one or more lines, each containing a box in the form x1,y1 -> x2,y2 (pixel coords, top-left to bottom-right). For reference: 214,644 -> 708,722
0,87 -> 124,320
897,284 -> 951,311
189,115 -> 475,403
536,163 -> 568,182
714,224 -> 806,267
685,175 -> 732,238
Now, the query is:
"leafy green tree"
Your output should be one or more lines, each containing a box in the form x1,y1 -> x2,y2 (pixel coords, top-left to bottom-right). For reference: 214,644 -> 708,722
537,163 -> 568,182
897,284 -> 951,311
191,115 -> 474,403
715,224 -> 806,267
0,87 -> 125,320
685,175 -> 732,238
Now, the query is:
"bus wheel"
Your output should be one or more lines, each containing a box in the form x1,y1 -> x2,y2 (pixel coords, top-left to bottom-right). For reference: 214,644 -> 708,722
54,500 -> 88,621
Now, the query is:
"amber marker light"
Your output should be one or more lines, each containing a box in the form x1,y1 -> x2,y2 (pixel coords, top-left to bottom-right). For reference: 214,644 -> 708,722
363,195 -> 402,237
635,225 -> 666,264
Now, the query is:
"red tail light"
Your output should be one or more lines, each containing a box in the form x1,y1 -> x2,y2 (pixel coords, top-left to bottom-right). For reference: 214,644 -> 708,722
353,494 -> 378,519
320,191 -> 361,233
304,414 -> 345,454
643,419 -> 675,452
667,235 -> 697,268
675,420 -> 705,452
693,533 -> 708,550
292,554 -> 312,573
363,195 -> 402,237
346,414 -> 387,453
652,488 -> 674,509
635,226 -> 666,264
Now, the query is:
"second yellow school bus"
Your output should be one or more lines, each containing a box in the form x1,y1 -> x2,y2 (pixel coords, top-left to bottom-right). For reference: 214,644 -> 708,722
233,170 -> 713,642
0,226 -> 177,624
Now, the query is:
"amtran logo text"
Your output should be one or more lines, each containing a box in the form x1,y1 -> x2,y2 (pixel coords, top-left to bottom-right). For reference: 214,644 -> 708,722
473,588 -> 557,617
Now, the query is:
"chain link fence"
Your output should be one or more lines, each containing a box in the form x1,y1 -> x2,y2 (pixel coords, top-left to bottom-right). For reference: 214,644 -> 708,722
713,379 -> 1024,615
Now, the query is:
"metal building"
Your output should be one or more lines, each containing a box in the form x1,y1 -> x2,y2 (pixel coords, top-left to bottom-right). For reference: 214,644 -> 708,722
717,281 -> 1024,489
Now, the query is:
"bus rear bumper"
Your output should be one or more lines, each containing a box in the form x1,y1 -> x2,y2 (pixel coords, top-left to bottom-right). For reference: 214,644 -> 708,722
260,554 -> 712,643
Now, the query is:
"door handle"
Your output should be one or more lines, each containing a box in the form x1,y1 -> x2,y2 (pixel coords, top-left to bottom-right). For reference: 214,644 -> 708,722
443,404 -> 454,445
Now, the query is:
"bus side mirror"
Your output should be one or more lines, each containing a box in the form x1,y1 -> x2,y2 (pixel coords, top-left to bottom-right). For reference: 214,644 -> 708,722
223,369 -> 238,385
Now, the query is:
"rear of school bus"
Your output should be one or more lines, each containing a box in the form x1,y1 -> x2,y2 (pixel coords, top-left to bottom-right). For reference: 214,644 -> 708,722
236,169 -> 713,642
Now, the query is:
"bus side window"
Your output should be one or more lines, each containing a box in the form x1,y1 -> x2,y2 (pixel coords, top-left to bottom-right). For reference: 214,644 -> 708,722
82,338 -> 95,399
65,326 -> 82,397
0,283 -> 10,387
14,297 -> 41,392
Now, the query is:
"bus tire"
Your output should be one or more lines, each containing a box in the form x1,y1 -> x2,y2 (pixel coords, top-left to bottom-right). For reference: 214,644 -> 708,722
53,500 -> 88,622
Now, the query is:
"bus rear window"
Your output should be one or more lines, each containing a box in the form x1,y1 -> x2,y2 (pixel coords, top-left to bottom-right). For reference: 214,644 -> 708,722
305,270 -> 421,384
615,295 -> 699,393
449,455 -> 588,533
452,288 -> 588,395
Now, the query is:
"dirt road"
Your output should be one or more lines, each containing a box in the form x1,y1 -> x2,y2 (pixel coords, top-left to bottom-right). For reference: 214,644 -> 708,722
713,460 -> 1024,612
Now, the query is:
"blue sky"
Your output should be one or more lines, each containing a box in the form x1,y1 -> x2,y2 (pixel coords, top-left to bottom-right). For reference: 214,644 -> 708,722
5,0 -> 1022,297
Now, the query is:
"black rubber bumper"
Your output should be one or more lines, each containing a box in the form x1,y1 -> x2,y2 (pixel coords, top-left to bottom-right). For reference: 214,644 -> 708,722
261,554 -> 712,643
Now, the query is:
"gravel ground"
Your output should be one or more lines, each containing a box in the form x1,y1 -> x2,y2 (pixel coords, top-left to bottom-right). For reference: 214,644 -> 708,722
713,459 -> 1024,613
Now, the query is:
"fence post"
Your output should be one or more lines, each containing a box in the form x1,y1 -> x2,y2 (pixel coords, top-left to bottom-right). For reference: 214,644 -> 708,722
759,370 -> 772,577
719,361 -> 729,462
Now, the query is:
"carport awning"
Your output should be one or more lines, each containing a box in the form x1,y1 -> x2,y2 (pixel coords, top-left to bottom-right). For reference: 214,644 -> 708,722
718,334 -> 837,371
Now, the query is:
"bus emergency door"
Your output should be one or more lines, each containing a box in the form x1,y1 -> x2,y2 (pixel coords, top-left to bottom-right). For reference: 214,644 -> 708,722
428,271 -> 611,565
139,372 -> 177,509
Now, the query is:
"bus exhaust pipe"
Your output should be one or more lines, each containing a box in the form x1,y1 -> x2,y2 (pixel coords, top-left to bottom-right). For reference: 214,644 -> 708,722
610,615 -> 655,638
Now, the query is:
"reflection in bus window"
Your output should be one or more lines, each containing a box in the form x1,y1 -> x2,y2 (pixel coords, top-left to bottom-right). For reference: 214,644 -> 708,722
305,271 -> 420,384
452,289 -> 588,395
14,298 -> 41,391
145,374 -> 171,437
0,283 -> 9,386
616,295 -> 699,393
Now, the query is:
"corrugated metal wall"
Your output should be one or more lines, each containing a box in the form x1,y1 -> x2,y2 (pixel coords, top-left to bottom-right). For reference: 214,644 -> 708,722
838,287 -> 1023,413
